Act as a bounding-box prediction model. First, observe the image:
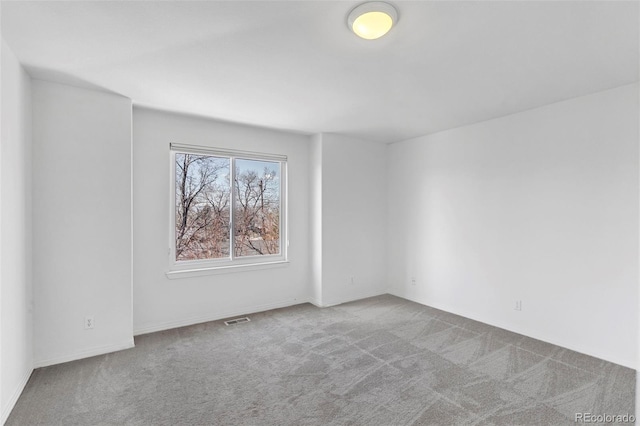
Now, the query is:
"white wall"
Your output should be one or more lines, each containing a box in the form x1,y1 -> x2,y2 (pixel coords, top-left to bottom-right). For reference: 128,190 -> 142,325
388,83 -> 639,368
132,108 -> 310,334
32,80 -> 133,367
310,133 -> 388,307
1,39 -> 33,424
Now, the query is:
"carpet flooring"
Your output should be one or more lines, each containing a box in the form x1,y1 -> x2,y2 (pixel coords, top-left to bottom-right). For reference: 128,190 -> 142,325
6,295 -> 635,425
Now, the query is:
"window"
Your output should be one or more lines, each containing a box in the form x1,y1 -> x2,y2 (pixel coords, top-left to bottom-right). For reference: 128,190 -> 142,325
170,144 -> 287,272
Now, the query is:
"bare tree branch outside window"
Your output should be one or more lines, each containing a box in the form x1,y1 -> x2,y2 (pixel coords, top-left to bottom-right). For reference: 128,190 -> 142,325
175,153 -> 230,260
234,159 -> 280,257
175,153 -> 281,261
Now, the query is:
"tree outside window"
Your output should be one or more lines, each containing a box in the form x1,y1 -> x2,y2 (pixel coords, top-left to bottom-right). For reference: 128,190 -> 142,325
173,148 -> 284,264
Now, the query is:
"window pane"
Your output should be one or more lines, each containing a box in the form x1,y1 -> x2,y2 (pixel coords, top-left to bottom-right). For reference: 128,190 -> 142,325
234,158 -> 280,257
175,153 -> 230,261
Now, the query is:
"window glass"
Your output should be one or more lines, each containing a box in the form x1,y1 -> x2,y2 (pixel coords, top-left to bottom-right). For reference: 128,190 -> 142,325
175,153 -> 230,261
234,158 -> 281,257
171,146 -> 286,270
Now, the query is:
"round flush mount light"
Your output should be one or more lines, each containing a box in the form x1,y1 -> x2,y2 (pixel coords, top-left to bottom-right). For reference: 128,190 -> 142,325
347,2 -> 398,40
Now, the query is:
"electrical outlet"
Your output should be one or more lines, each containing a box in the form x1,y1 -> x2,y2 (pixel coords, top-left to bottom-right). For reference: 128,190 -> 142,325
411,277 -> 416,286
514,301 -> 522,311
350,276 -> 355,285
85,316 -> 95,329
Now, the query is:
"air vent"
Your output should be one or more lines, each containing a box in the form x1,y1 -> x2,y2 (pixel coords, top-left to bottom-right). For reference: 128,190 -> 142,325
224,317 -> 251,326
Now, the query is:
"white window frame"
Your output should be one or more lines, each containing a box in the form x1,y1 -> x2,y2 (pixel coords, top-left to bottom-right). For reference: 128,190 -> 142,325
168,143 -> 288,276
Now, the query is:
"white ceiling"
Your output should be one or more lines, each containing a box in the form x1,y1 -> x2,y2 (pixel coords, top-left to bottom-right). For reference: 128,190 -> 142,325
2,1 -> 638,143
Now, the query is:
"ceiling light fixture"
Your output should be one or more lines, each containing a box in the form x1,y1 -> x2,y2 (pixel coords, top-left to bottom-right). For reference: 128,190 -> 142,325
347,2 -> 398,40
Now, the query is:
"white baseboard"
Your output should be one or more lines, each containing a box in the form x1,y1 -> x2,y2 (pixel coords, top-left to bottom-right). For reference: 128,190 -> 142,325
133,298 -> 308,336
390,290 -> 637,370
34,339 -> 135,369
307,297 -> 323,308
1,367 -> 33,425
320,288 -> 387,308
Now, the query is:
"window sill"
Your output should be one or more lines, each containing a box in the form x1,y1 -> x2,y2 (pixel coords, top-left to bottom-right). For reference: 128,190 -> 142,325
165,260 -> 290,279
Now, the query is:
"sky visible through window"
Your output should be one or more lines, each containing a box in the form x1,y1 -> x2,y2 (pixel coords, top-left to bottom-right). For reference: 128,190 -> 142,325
175,152 -> 281,261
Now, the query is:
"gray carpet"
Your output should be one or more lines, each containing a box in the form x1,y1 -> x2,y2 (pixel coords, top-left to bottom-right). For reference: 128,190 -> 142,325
6,295 -> 635,425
